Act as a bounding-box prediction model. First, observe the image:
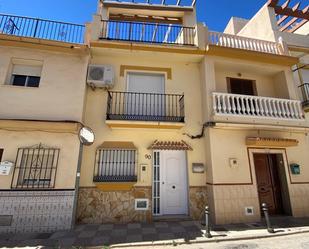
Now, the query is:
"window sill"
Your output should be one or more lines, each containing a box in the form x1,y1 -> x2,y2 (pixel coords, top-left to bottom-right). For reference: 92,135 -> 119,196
95,182 -> 136,191
0,84 -> 40,89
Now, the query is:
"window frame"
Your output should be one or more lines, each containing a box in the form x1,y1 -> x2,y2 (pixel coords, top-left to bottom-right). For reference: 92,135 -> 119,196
7,60 -> 43,88
11,144 -> 60,189
93,147 -> 137,183
227,77 -> 258,96
10,74 -> 41,88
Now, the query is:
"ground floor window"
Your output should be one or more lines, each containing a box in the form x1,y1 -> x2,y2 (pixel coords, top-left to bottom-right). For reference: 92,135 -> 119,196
93,146 -> 137,182
11,144 -> 60,189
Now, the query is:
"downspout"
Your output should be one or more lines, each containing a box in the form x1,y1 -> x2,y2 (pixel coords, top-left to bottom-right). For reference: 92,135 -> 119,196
183,122 -> 216,139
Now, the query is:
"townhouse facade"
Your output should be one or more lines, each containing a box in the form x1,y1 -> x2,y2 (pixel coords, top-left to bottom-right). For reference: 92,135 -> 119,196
0,0 -> 308,234
0,15 -> 89,233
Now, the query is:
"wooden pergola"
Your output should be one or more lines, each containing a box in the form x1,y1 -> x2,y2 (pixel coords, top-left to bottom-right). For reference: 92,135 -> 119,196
268,0 -> 309,33
102,0 -> 196,7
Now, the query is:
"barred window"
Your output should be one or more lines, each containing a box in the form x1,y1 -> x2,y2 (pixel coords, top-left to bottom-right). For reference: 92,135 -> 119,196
93,143 -> 137,182
11,144 -> 60,189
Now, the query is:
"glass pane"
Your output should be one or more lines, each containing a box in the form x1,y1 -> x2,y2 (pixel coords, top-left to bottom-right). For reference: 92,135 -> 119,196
27,76 -> 40,87
12,75 -> 27,86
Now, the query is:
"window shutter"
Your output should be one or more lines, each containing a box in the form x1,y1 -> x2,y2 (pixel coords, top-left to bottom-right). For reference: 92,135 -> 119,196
12,64 -> 42,77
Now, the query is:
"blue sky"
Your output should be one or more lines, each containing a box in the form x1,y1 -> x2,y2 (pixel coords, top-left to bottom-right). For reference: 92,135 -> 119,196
0,0 -> 274,31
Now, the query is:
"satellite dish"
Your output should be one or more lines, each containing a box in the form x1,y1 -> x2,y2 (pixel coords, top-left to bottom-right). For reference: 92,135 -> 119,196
79,126 -> 95,146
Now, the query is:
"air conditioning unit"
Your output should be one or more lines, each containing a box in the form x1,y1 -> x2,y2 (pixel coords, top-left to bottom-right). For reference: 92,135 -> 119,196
87,65 -> 115,89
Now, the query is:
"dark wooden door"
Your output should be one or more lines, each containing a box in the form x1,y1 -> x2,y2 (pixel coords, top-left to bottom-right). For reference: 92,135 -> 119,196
228,78 -> 257,96
253,153 -> 284,215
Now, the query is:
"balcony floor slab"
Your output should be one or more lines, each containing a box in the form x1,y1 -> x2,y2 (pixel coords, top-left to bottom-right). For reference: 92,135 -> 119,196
106,120 -> 185,129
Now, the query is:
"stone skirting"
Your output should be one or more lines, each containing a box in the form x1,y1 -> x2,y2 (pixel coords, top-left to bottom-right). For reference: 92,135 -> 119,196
0,190 -> 75,234
189,186 -> 207,220
77,187 -> 152,224
207,184 -> 260,225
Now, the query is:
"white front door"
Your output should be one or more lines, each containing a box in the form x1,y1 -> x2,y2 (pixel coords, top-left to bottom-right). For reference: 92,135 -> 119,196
160,150 -> 188,215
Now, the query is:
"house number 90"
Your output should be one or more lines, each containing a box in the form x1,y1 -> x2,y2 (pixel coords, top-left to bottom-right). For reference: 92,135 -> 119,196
145,154 -> 152,160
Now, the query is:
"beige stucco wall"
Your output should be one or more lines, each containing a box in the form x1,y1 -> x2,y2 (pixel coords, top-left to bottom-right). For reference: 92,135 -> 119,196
237,5 -> 279,42
80,50 -> 206,188
0,46 -> 88,122
0,129 -> 80,189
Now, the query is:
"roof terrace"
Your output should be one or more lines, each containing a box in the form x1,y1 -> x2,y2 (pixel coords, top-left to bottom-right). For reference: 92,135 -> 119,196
0,13 -> 85,44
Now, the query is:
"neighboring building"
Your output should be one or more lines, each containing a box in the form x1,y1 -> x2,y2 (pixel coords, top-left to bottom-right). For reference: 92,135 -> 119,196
207,0 -> 309,224
77,0 -> 309,226
0,14 -> 89,233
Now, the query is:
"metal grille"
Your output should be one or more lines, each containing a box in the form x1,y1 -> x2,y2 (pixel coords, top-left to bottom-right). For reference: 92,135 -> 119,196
93,148 -> 137,182
299,83 -> 309,106
101,20 -> 196,46
0,14 -> 85,44
107,91 -> 185,122
11,144 -> 60,189
153,151 -> 160,215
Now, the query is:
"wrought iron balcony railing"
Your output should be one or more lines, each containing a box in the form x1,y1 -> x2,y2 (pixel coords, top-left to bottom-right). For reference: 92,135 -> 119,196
299,83 -> 309,107
0,13 -> 85,44
213,92 -> 305,120
107,91 -> 185,122
100,20 -> 196,46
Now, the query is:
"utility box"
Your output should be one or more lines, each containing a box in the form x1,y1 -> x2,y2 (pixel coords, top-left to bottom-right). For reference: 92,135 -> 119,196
0,161 -> 14,175
290,163 -> 301,175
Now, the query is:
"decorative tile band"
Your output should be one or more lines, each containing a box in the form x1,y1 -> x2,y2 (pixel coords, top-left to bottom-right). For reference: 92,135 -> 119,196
0,190 -> 75,234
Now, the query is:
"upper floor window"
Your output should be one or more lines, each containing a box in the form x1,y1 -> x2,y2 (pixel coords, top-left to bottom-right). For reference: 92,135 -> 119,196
227,77 -> 257,96
11,144 -> 60,189
7,59 -> 43,88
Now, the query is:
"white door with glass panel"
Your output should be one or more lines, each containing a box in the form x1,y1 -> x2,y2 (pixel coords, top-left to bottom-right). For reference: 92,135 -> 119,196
126,73 -> 165,117
159,151 -> 188,215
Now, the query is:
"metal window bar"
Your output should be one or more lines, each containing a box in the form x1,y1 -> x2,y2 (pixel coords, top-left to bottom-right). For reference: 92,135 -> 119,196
93,148 -> 137,182
0,13 -> 85,44
100,20 -> 196,46
11,144 -> 60,189
299,83 -> 309,105
106,91 -> 185,122
153,151 -> 160,215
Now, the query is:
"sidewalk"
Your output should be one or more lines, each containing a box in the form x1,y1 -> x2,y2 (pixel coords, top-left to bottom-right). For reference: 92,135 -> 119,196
0,217 -> 309,248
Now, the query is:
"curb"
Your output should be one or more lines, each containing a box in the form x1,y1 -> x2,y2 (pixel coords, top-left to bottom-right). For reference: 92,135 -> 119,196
110,228 -> 309,248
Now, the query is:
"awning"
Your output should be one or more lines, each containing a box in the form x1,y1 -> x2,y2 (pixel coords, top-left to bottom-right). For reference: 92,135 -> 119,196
98,141 -> 137,150
246,137 -> 299,147
148,140 -> 192,151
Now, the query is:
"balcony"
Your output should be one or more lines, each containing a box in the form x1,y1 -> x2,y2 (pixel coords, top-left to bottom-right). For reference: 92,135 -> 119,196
106,91 -> 185,127
100,20 -> 196,46
0,14 -> 85,44
208,31 -> 286,55
299,83 -> 309,112
213,92 -> 305,121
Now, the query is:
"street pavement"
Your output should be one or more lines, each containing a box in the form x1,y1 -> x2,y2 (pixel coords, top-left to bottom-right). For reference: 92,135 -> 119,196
0,217 -> 309,248
146,232 -> 309,249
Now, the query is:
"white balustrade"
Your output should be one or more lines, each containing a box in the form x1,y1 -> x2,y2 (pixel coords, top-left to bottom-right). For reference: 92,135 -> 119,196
213,92 -> 305,120
208,31 -> 285,55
